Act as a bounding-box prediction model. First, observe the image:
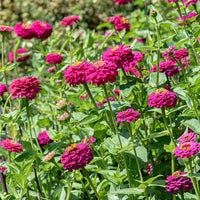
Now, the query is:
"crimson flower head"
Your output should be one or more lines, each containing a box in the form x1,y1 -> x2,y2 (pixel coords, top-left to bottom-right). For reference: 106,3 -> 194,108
165,171 -> 193,194
107,15 -> 130,32
63,60 -> 92,87
177,12 -> 197,25
9,48 -> 30,63
174,142 -> 200,159
0,25 -> 13,35
102,45 -> 134,68
31,21 -> 52,40
86,61 -> 118,86
61,16 -> 80,26
9,76 -> 41,100
114,0 -> 132,4
47,66 -> 56,73
151,60 -> 178,77
0,139 -> 23,153
61,143 -> 93,171
116,109 -> 140,123
46,53 -> 63,64
173,49 -> 189,60
14,23 -> 35,39
81,136 -> 96,145
0,84 -> 7,96
178,131 -> 197,144
148,89 -> 177,108
183,0 -> 199,7
162,46 -> 176,58
37,130 -> 53,146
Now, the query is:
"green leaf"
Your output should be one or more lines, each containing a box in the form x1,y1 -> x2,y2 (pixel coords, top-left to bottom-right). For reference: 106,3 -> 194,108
143,130 -> 169,140
37,117 -> 52,128
7,124 -> 18,138
138,175 -> 163,189
120,82 -> 135,97
136,146 -> 147,162
175,38 -> 190,46
14,149 -> 34,162
182,119 -> 200,134
149,73 -> 167,87
110,188 -> 143,195
164,144 -> 176,153
12,174 -> 27,188
79,113 -> 102,125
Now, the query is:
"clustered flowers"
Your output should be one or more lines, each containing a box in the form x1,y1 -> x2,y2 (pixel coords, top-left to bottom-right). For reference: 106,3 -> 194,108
165,171 -> 193,194
0,139 -> 23,153
9,76 -> 41,100
60,143 -> 93,171
148,89 -> 177,108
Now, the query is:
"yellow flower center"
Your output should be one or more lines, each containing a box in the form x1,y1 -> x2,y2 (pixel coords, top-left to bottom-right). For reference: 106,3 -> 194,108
21,23 -> 31,29
121,17 -> 129,24
39,22 -> 47,27
10,140 -> 17,145
155,89 -> 168,95
66,143 -> 77,151
111,46 -> 118,51
94,61 -> 105,67
173,171 -> 179,175
180,142 -> 191,150
71,61 -> 82,67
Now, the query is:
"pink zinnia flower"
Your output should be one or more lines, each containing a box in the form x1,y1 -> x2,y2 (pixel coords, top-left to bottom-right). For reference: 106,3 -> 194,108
116,109 -> 140,123
0,84 -> 7,96
151,60 -> 178,77
9,48 -> 30,63
69,102 -> 74,106
146,163 -> 153,175
105,30 -> 117,37
174,142 -> 200,159
179,132 -> 197,144
102,45 -> 134,68
137,38 -> 146,43
103,97 -> 116,105
81,136 -> 96,145
173,49 -> 189,60
162,46 -> 176,58
61,16 -> 80,26
14,23 -> 35,39
86,61 -> 118,86
0,139 -> 23,153
97,102 -> 102,107
107,15 -> 130,32
115,0 -> 132,4
31,21 -> 52,40
79,96 -> 85,100
148,89 -> 177,108
47,66 -> 56,73
133,51 -> 145,63
0,159 -> 6,172
59,113 -> 69,121
61,143 -> 93,171
177,12 -> 197,25
63,60 -> 92,87
0,25 -> 13,35
46,53 -> 63,64
165,171 -> 193,194
37,130 -> 52,146
9,76 -> 41,100
114,89 -> 121,97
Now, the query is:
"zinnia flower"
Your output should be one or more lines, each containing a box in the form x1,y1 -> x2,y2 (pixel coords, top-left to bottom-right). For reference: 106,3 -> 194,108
31,21 -> 52,40
107,15 -> 130,32
37,130 -> 52,146
162,46 -> 176,58
0,25 -> 13,35
173,49 -> 189,60
165,171 -> 193,194
177,12 -> 197,25
116,109 -> 140,123
0,84 -> 7,96
179,132 -> 197,144
102,45 -> 134,68
86,61 -> 118,86
59,113 -> 69,121
9,48 -> 30,63
115,0 -> 132,4
81,136 -> 96,145
14,23 -> 35,39
148,89 -> 177,108
46,53 -> 63,64
56,98 -> 66,109
63,60 -> 92,87
0,160 -> 6,172
137,38 -> 146,43
9,76 -> 41,100
174,142 -> 200,159
61,143 -> 93,171
0,139 -> 23,153
61,16 -> 80,26
151,60 -> 178,77
47,66 -> 56,73
183,0 -> 199,6
42,151 -> 55,162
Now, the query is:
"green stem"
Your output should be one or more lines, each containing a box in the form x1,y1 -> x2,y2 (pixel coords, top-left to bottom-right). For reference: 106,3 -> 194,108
14,38 -> 22,76
83,83 -> 98,111
180,191 -> 185,200
66,181 -> 72,200
81,168 -> 101,200
1,35 -> 8,87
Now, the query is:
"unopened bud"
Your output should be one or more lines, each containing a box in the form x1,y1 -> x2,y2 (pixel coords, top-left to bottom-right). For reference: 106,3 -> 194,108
151,10 -> 157,18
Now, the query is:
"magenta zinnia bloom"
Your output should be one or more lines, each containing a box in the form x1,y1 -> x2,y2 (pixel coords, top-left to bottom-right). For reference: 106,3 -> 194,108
0,84 -> 7,96
31,21 -> 52,40
0,25 -> 13,34
46,53 -> 63,64
148,89 -> 177,108
179,132 -> 197,144
37,130 -> 52,146
0,139 -> 23,153
137,38 -> 146,43
61,16 -> 80,26
151,60 -> 178,77
81,136 -> 96,145
162,46 -> 176,58
61,143 -> 93,171
174,142 -> 200,159
107,15 -> 130,32
63,60 -> 92,87
9,48 -> 30,63
165,171 -> 193,194
115,0 -> 132,4
173,49 -> 189,60
9,76 -> 41,100
14,23 -> 35,39
183,0 -> 199,6
177,12 -> 197,25
102,45 -> 134,68
47,66 -> 56,73
103,97 -> 116,105
86,61 -> 118,86
116,109 -> 140,123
